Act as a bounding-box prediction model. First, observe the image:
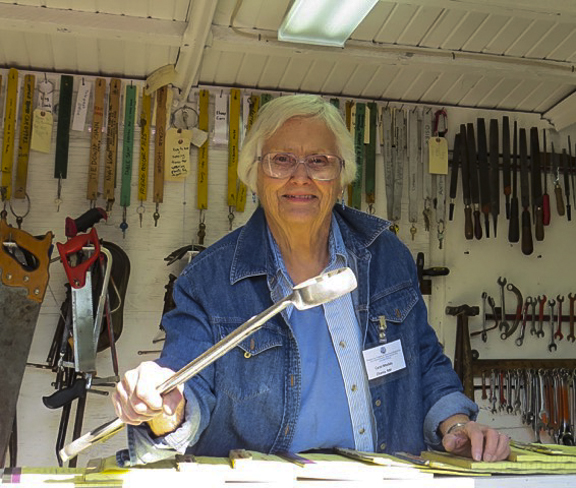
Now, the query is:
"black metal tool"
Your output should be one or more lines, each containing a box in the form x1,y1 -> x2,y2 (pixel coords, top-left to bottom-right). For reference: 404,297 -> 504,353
477,119 -> 491,237
552,142 -> 565,216
449,133 -> 461,221
509,121 -> 520,243
502,116 -> 511,220
466,123 -> 482,239
489,119 -> 500,237
563,147 -> 572,221
542,130 -> 550,226
519,128 -> 533,255
460,125 -> 473,239
571,137 -> 576,210
416,252 -> 450,295
530,127 -> 544,241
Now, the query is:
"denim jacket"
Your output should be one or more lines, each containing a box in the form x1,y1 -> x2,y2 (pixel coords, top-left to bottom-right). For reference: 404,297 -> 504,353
124,205 -> 477,465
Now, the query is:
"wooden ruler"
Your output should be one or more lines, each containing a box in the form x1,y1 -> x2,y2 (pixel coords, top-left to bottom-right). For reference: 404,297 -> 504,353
86,78 -> 106,202
138,93 -> 152,203
104,78 -> 121,208
153,85 -> 168,205
1,68 -> 19,200
14,74 -> 35,199
197,90 -> 209,211
227,89 -> 241,208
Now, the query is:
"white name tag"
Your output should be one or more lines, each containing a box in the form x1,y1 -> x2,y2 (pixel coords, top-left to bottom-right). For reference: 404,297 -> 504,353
362,339 -> 406,380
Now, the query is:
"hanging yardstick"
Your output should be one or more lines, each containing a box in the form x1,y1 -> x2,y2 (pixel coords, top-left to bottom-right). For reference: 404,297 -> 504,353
196,90 -> 210,244
104,78 -> 121,214
1,68 -> 18,203
14,74 -> 35,202
119,84 -> 137,237
137,92 -> 151,227
227,88 -> 241,230
153,85 -> 168,227
351,102 -> 365,210
87,78 -> 106,207
365,102 -> 377,214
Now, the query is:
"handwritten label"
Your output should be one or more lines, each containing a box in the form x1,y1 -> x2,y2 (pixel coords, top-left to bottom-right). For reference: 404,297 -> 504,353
30,109 -> 53,153
429,136 -> 448,175
165,128 -> 191,181
38,80 -> 54,112
72,80 -> 92,131
213,93 -> 228,145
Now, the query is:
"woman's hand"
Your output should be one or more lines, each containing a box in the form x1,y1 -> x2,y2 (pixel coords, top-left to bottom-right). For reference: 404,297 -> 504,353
112,361 -> 185,436
441,419 -> 510,461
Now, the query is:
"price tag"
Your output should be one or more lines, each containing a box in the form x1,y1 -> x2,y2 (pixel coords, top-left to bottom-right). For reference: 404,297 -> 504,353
30,109 -> 53,153
165,128 -> 191,181
72,80 -> 92,131
428,136 -> 448,174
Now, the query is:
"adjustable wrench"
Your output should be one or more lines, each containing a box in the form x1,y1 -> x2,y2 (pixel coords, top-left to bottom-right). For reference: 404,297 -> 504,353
567,293 -> 576,342
536,295 -> 547,338
548,299 -> 557,351
515,298 -> 530,346
529,296 -> 537,335
555,295 -> 564,341
501,283 -> 523,340
497,277 -> 509,333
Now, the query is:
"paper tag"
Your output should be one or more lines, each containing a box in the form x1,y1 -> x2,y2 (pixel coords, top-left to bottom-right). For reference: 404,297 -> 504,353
428,136 -> 448,174
30,109 -> 53,153
362,339 -> 406,381
145,64 -> 176,95
165,128 -> 191,181
37,80 -> 54,112
72,80 -> 92,131
191,127 -> 208,147
213,93 -> 228,145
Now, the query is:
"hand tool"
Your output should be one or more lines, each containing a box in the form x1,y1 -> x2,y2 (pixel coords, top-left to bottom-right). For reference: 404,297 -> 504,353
537,295 -> 546,338
446,304 -> 478,399
530,128 -> 544,241
551,142 -> 565,216
529,296 -> 538,336
490,370 -> 498,414
538,369 -> 549,428
415,252 -> 449,296
563,148 -> 572,221
559,370 -> 574,446
60,266 -> 358,462
568,293 -> 576,343
515,298 -> 530,346
501,282 -> 523,340
519,128 -> 533,255
548,299 -> 557,352
509,121 -> 520,243
481,372 -> 487,400
513,371 -> 522,415
542,130 -> 551,225
448,132 -> 460,221
499,371 -> 507,412
554,295 -> 564,341
506,370 -> 514,414
502,116 -> 511,219
459,125 -> 473,239
571,137 -> 576,210
466,123 -> 482,239
497,277 -> 509,333
489,119 -> 500,236
477,119 -> 491,237
0,213 -> 53,464
471,296 -> 499,338
480,291 -> 488,342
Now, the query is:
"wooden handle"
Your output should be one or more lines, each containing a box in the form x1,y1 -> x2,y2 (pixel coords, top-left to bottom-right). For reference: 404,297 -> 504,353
464,206 -> 473,240
509,196 -> 519,243
534,205 -> 544,242
555,185 -> 565,216
543,193 -> 550,225
473,210 -> 482,240
521,209 -> 533,255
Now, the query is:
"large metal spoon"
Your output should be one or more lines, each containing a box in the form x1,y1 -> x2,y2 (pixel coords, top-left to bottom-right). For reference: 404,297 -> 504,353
60,266 -> 357,462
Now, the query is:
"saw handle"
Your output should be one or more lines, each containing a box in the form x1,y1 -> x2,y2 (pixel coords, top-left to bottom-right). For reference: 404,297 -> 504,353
42,378 -> 86,409
65,208 -> 107,238
57,228 -> 100,289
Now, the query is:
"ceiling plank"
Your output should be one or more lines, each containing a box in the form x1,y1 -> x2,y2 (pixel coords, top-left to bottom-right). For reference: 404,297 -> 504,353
0,3 -> 185,46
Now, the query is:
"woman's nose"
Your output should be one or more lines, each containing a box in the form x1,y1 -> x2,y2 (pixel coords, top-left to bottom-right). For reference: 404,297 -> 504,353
290,161 -> 311,181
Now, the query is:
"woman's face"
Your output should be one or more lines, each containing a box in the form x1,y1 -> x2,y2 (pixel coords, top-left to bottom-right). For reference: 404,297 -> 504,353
256,116 -> 342,232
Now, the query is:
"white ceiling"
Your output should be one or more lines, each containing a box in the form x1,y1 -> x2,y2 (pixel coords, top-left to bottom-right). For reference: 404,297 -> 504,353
1,0 -> 576,126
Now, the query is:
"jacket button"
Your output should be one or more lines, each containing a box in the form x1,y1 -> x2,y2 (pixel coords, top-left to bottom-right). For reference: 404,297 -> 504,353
359,428 -> 365,434
374,399 -> 381,407
379,442 -> 386,450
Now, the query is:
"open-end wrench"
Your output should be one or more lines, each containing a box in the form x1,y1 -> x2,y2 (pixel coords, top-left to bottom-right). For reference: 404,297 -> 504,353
536,295 -> 547,338
537,369 -> 549,431
506,370 -> 514,414
490,370 -> 498,414
555,295 -> 565,341
549,299 -> 557,352
481,292 -> 488,342
471,296 -> 499,338
528,296 -> 537,335
501,283 -> 523,340
567,293 -> 576,342
515,298 -> 530,346
497,277 -> 509,333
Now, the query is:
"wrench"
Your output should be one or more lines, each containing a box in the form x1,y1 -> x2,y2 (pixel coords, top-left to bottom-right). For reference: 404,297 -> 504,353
501,283 -> 523,340
481,292 -> 488,342
529,296 -> 537,335
548,299 -> 557,351
497,277 -> 509,333
555,295 -> 564,341
567,293 -> 576,342
515,298 -> 530,346
506,370 -> 514,414
490,370 -> 498,414
471,296 -> 499,338
536,295 -> 547,338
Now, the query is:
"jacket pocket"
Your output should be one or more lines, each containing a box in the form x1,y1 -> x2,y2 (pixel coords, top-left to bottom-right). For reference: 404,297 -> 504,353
215,324 -> 284,402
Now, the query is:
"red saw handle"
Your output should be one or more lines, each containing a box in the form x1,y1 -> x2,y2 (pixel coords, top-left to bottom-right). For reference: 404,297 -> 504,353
57,228 -> 100,289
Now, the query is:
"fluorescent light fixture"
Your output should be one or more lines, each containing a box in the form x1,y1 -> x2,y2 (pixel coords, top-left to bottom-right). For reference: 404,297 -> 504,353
278,0 -> 379,48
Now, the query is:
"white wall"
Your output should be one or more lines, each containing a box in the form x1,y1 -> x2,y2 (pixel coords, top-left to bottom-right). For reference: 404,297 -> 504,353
5,74 -> 576,467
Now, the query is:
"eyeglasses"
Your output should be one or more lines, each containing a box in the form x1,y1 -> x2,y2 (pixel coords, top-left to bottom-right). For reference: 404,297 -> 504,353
258,152 -> 344,181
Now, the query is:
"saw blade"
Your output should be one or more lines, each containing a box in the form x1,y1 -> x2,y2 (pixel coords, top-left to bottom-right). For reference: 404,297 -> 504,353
72,272 -> 96,373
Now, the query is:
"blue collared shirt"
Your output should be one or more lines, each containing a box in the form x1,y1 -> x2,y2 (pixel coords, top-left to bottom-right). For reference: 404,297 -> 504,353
267,216 -> 375,452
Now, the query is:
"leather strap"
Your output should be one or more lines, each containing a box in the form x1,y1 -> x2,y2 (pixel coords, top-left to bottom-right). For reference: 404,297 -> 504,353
197,90 -> 210,210
345,101 -> 354,206
1,69 -> 18,200
365,102 -> 377,207
54,75 -> 74,180
153,85 -> 168,204
14,74 -> 35,199
351,102 -> 365,210
120,85 -> 137,208
87,78 -> 106,201
408,109 -> 419,228
392,108 -> 405,223
104,78 -> 121,207
382,107 -> 393,221
138,93 -> 151,203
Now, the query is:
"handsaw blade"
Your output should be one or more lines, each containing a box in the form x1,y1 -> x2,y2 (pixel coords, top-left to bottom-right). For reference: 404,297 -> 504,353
72,272 -> 97,373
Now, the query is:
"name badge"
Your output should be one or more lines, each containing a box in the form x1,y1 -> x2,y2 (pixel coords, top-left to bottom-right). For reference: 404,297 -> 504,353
362,339 -> 406,380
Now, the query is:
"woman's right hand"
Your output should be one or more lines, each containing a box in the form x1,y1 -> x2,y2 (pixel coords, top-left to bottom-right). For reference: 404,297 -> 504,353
112,361 -> 185,436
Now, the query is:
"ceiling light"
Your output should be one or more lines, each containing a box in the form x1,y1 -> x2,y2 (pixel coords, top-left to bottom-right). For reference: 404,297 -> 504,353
278,0 -> 379,48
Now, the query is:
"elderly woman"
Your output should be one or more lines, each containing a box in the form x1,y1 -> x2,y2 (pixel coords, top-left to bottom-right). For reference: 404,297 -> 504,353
113,95 -> 510,466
